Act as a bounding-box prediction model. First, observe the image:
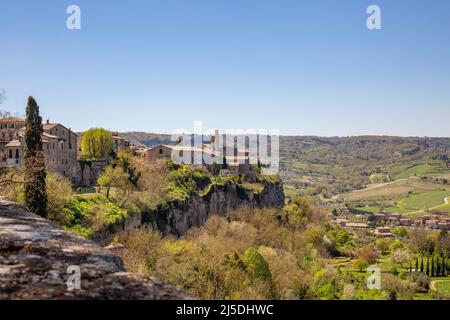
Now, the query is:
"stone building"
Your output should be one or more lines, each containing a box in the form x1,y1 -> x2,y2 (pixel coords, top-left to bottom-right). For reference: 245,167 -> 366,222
0,117 -> 25,163
143,144 -> 206,164
142,130 -> 255,179
0,118 -> 78,181
112,132 -> 130,153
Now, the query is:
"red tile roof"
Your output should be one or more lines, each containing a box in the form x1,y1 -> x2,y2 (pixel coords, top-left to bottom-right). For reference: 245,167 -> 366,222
0,117 -> 24,123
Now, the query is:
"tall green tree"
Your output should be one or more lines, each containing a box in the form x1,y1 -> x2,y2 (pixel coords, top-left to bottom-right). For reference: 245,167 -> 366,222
415,257 -> 419,274
431,256 -> 435,277
24,96 -> 47,217
436,256 -> 441,277
81,128 -> 114,159
443,257 -> 447,277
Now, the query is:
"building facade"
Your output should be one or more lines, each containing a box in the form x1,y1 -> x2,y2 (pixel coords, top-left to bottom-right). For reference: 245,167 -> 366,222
0,118 -> 78,181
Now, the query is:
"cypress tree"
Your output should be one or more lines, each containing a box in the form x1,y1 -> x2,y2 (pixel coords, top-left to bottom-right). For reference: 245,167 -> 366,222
431,256 -> 435,277
443,257 -> 447,277
436,257 -> 440,277
24,96 -> 47,217
420,256 -> 424,273
415,257 -> 419,274
222,156 -> 228,169
426,256 -> 430,276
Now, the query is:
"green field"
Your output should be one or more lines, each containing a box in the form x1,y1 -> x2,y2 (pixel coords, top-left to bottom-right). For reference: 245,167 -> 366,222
399,191 -> 450,211
389,160 -> 449,180
432,201 -> 450,212
435,281 -> 450,296
345,176 -> 450,214
340,177 -> 447,202
357,191 -> 450,215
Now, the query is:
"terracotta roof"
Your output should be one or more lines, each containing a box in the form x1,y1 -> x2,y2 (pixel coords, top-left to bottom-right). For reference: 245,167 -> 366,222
5,140 -> 21,147
0,117 -> 24,123
158,145 -> 205,152
43,123 -> 60,130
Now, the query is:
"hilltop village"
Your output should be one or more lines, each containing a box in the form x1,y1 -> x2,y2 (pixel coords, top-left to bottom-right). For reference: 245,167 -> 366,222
0,117 -> 256,186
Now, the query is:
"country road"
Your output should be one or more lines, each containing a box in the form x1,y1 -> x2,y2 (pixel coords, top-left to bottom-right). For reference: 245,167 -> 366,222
430,279 -> 450,291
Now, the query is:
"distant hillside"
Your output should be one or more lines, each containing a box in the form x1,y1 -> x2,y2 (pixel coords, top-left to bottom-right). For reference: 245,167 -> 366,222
121,132 -> 171,147
121,132 -> 450,198
279,136 -> 450,198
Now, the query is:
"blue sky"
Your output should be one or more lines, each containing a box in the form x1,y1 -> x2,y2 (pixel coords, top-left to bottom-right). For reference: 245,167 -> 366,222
1,0 -> 450,136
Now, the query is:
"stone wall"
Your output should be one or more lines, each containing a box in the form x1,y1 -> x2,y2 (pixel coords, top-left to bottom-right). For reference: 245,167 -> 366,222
0,197 -> 194,300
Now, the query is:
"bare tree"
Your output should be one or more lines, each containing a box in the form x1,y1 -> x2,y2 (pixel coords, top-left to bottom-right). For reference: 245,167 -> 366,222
0,90 -> 21,119
0,89 -> 12,119
0,88 -> 6,105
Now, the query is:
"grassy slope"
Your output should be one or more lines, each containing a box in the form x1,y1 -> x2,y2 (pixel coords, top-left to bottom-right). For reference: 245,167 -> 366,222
389,161 -> 449,180
339,177 -> 446,201
435,281 -> 450,296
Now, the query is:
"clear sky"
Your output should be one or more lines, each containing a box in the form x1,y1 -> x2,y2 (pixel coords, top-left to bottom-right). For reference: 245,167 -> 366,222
1,0 -> 450,136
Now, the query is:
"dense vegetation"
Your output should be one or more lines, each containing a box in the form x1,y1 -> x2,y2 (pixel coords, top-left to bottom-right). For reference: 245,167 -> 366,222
119,200 -> 450,300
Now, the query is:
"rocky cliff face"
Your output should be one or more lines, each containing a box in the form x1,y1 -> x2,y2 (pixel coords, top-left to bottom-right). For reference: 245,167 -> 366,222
92,180 -> 285,243
145,180 -> 285,236
0,197 -> 194,300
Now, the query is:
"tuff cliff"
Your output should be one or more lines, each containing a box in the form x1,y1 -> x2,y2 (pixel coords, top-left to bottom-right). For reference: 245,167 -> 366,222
91,179 -> 285,243
144,179 -> 285,236
0,197 -> 194,300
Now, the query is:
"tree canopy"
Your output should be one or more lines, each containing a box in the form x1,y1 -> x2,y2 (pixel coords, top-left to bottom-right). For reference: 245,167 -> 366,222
81,128 -> 114,159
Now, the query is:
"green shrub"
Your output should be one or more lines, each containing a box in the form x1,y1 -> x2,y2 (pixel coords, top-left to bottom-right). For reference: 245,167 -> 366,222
63,194 -> 128,237
245,247 -> 272,282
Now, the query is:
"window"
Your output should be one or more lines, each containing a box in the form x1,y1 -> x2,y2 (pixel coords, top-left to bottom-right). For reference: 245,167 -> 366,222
8,149 -> 12,158
15,149 -> 19,158
159,148 -> 163,154
60,142 -> 64,150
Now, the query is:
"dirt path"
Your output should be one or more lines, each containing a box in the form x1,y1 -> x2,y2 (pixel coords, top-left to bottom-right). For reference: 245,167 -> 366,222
430,279 -> 450,291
